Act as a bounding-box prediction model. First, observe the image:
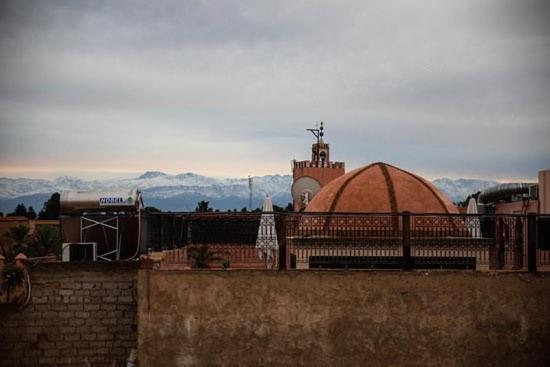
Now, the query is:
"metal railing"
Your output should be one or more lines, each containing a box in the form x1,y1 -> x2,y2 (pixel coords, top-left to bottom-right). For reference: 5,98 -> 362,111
144,212 -> 550,271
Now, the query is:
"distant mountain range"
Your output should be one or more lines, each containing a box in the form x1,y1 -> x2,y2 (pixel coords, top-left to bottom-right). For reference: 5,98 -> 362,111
0,171 -> 498,213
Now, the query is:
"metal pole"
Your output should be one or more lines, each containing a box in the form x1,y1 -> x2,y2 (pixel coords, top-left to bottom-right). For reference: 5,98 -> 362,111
402,212 -> 412,270
116,216 -> 120,261
248,176 -> 253,211
527,213 -> 537,272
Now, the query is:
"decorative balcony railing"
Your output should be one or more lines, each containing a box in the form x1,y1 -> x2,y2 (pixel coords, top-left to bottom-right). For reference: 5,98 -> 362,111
144,212 -> 550,271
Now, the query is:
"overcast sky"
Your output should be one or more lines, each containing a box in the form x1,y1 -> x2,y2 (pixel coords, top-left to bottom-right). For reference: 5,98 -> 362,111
0,0 -> 549,181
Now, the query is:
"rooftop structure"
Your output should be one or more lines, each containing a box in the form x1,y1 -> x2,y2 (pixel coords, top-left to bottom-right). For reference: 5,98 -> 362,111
291,122 -> 345,211
306,162 -> 458,213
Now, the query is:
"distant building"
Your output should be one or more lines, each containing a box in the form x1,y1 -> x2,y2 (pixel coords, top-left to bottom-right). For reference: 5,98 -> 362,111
306,162 -> 458,214
477,169 -> 550,215
292,122 -> 457,214
291,122 -> 345,211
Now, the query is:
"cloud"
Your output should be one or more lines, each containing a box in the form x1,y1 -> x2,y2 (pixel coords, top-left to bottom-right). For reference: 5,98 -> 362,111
0,0 -> 549,180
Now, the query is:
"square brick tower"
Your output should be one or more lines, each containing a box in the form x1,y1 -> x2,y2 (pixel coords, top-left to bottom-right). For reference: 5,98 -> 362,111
291,122 -> 345,211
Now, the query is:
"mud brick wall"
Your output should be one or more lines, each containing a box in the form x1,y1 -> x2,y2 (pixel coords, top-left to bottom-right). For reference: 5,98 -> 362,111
0,263 -> 138,367
139,270 -> 550,366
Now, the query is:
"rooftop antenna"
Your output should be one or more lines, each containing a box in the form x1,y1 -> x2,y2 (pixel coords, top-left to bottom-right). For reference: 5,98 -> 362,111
306,121 -> 324,163
248,175 -> 253,211
306,121 -> 322,145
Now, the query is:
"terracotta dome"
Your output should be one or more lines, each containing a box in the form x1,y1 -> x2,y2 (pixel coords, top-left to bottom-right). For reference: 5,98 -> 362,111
305,162 -> 458,213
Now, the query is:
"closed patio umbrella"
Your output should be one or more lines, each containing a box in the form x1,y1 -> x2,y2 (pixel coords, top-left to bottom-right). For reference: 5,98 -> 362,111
256,195 -> 279,268
466,197 -> 481,238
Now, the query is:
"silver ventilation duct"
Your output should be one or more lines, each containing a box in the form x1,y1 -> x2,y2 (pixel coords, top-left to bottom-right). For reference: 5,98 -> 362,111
478,183 -> 536,204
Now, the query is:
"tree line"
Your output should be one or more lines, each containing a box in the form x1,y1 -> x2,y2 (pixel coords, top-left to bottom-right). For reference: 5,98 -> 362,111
2,193 -> 60,220
3,195 -> 292,218
194,200 -> 293,213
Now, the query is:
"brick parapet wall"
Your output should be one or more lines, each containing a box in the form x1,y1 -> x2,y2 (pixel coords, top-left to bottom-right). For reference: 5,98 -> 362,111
0,263 -> 138,367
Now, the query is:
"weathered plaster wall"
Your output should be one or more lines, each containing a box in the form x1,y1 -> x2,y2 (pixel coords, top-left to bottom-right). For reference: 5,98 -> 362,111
0,263 -> 138,366
139,270 -> 550,366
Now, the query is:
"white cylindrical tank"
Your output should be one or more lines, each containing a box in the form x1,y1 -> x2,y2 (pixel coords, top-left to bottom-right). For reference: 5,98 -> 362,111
60,189 -> 142,213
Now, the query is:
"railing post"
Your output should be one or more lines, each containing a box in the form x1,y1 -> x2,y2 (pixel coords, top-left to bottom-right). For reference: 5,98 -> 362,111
527,213 -> 537,272
402,212 -> 412,270
284,214 -> 292,270
186,214 -> 192,246
278,213 -> 286,270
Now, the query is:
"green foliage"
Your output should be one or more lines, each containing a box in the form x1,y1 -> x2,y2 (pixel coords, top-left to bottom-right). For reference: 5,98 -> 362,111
222,258 -> 230,269
39,192 -> 60,220
144,206 -> 161,213
1,264 -> 24,289
7,204 -> 37,219
195,200 -> 213,212
188,244 -> 215,268
1,224 -> 30,261
272,202 -> 294,212
1,224 -> 62,260
30,225 -> 62,257
456,191 -> 481,208
5,225 -> 30,247
27,207 -> 37,220
1,264 -> 24,303
8,203 -> 27,217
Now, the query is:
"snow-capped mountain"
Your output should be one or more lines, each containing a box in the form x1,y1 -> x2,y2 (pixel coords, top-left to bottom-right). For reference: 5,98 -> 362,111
0,171 -> 498,213
0,172 -> 294,212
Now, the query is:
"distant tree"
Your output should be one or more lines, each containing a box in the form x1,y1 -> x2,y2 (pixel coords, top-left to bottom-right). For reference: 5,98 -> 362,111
195,200 -> 213,212
27,206 -> 37,220
8,203 -> 27,217
240,207 -> 247,212
268,202 -> 294,212
0,212 -> 4,217
39,193 -> 60,220
144,206 -> 161,214
457,191 -> 481,208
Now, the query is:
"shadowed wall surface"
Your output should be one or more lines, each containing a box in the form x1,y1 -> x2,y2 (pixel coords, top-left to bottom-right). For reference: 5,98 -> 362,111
0,263 -> 138,367
138,270 -> 550,366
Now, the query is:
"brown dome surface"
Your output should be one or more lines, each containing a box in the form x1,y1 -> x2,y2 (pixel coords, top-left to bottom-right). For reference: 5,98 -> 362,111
305,162 -> 458,213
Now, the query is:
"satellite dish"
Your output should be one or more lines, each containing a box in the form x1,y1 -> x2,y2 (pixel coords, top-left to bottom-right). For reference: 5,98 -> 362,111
291,177 -> 322,207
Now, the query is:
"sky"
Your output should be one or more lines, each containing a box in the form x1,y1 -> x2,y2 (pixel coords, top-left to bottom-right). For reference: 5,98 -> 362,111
0,0 -> 549,182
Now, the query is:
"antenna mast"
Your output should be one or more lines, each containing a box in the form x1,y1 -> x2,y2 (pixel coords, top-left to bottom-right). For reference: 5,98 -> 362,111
248,175 -> 253,210
307,121 -> 324,163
